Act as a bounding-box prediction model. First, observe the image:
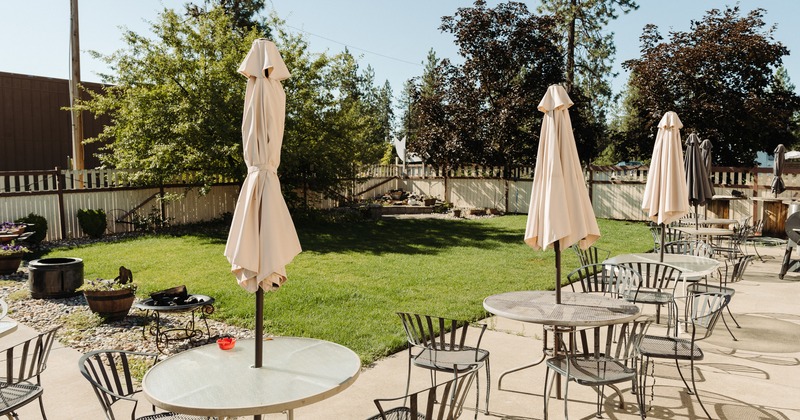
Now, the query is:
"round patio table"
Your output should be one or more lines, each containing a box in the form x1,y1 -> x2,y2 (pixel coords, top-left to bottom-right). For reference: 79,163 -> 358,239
483,290 -> 641,327
143,336 -> 360,418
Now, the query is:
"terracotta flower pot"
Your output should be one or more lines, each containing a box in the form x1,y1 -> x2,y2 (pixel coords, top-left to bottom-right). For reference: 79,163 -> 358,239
84,289 -> 135,321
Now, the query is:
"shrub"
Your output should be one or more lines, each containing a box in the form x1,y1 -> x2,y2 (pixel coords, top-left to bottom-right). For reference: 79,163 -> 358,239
14,213 -> 48,244
77,209 -> 107,238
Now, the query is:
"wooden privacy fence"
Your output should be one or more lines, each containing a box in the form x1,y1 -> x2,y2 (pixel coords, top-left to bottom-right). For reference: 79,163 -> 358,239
4,164 -> 800,241
0,168 -> 239,241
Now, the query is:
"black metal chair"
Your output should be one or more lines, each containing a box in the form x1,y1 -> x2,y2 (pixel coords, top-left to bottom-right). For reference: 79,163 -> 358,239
367,366 -> 478,420
649,223 -> 686,253
397,313 -> 490,419
0,326 -> 60,420
567,263 -> 641,300
662,240 -> 714,258
570,244 -> 611,267
617,262 -> 683,336
710,254 -> 754,340
544,317 -> 651,419
637,284 -> 732,419
79,350 -> 207,420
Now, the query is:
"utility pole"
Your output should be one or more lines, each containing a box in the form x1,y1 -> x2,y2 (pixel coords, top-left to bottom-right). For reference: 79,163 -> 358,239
69,0 -> 85,183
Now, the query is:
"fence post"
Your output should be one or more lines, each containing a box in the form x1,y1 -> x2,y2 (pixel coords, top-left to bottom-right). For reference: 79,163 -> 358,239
55,167 -> 67,240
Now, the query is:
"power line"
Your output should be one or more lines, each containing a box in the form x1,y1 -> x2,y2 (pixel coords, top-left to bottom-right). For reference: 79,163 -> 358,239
284,24 -> 423,68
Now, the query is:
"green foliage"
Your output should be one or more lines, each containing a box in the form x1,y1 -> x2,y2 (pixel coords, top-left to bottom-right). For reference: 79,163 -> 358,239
77,209 -> 107,239
618,6 -> 800,165
14,213 -> 48,244
43,216 -> 651,365
538,0 -> 638,164
407,1 -> 564,174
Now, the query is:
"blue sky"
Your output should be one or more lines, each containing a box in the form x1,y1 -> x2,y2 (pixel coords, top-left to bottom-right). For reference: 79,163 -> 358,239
2,1 -> 799,105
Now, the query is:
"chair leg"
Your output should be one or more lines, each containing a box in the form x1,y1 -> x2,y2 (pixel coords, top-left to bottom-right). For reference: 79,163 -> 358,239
404,350 -> 413,404
674,359 -> 693,394
37,395 -> 48,420
690,358 -> 713,419
543,367 -> 553,420
484,359 -> 491,414
726,306 -> 741,328
720,313 -> 738,341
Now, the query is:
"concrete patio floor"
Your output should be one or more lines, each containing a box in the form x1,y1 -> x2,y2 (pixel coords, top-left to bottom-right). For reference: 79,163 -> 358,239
4,244 -> 799,419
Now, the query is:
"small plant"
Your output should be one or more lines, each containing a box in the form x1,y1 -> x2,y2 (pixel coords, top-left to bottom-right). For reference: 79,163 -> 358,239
77,209 -> 107,238
131,207 -> 172,232
15,213 -> 48,244
0,243 -> 29,256
80,266 -> 137,292
0,222 -> 26,234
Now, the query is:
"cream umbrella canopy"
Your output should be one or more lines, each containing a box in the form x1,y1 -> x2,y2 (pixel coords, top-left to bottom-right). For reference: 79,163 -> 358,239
642,111 -> 689,260
524,85 -> 600,304
224,39 -> 302,369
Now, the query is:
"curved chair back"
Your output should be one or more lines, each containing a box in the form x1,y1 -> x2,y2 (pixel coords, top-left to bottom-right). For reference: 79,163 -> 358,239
570,244 -> 610,267
79,350 -> 163,420
685,283 -> 733,341
370,367 -> 478,420
0,326 -> 60,419
617,261 -> 683,291
662,240 -> 714,258
567,263 -> 641,299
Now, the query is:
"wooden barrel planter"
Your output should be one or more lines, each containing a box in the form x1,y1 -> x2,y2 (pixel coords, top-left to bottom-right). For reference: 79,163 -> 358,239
84,289 -> 135,321
0,254 -> 23,275
28,257 -> 84,298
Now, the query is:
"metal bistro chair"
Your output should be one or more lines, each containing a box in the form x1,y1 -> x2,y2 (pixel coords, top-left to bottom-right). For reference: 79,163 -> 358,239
637,284 -> 733,419
367,366 -> 478,420
396,313 -> 490,419
649,223 -> 686,253
0,326 -> 60,420
567,263 -> 641,300
544,317 -> 652,419
571,244 -> 611,267
662,240 -> 714,258
79,350 -> 207,420
618,262 -> 683,336
709,254 -> 754,341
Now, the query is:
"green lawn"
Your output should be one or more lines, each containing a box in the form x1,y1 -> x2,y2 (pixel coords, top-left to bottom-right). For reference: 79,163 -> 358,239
46,215 -> 652,364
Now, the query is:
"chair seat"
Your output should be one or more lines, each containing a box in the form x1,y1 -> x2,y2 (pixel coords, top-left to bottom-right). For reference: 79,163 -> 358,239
0,381 -> 43,415
138,413 -> 208,420
365,406 -> 426,420
627,289 -> 673,304
412,346 -> 489,372
637,335 -> 703,360
546,356 -> 636,386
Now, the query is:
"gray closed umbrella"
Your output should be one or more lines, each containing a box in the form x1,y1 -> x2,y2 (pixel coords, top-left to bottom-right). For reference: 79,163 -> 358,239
772,144 -> 786,197
700,139 -> 714,195
684,133 -> 713,227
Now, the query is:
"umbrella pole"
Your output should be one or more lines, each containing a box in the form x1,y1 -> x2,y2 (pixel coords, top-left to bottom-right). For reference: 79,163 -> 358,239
554,241 -> 561,304
659,224 -> 665,262
256,287 -> 264,368
255,287 -> 264,420
695,204 -> 699,228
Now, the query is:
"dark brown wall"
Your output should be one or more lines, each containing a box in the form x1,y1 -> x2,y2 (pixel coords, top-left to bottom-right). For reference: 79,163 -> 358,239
0,72 -> 110,171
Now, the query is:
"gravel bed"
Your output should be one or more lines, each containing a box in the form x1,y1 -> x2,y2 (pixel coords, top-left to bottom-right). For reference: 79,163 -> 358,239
0,267 -> 254,356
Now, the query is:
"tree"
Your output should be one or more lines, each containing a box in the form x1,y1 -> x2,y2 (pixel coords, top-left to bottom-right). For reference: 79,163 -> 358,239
412,0 -> 564,174
79,6 -> 392,204
538,0 -> 638,164
185,0 -> 269,35
619,7 -> 800,166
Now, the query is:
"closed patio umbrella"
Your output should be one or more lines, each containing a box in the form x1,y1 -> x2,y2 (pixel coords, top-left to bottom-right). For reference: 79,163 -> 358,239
642,111 -> 689,261
525,85 -> 600,304
700,138 -> 714,197
684,133 -> 713,228
772,144 -> 786,197
224,39 -> 302,372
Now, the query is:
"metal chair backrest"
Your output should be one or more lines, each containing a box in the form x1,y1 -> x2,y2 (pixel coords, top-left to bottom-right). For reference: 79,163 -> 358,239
570,244 -> 610,267
571,316 -> 651,362
662,240 -> 714,258
618,261 -> 683,291
372,367 -> 478,420
567,263 -> 641,299
718,254 -> 754,286
0,326 -> 59,386
397,312 -> 485,354
79,350 -> 160,420
685,283 -> 733,341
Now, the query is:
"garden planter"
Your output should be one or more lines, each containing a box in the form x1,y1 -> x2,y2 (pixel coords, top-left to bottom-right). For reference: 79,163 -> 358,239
28,257 -> 84,299
84,289 -> 135,321
0,254 -> 23,275
424,198 -> 436,206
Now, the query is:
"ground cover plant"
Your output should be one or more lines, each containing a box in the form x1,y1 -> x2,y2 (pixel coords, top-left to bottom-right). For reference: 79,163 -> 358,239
45,215 -> 651,364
